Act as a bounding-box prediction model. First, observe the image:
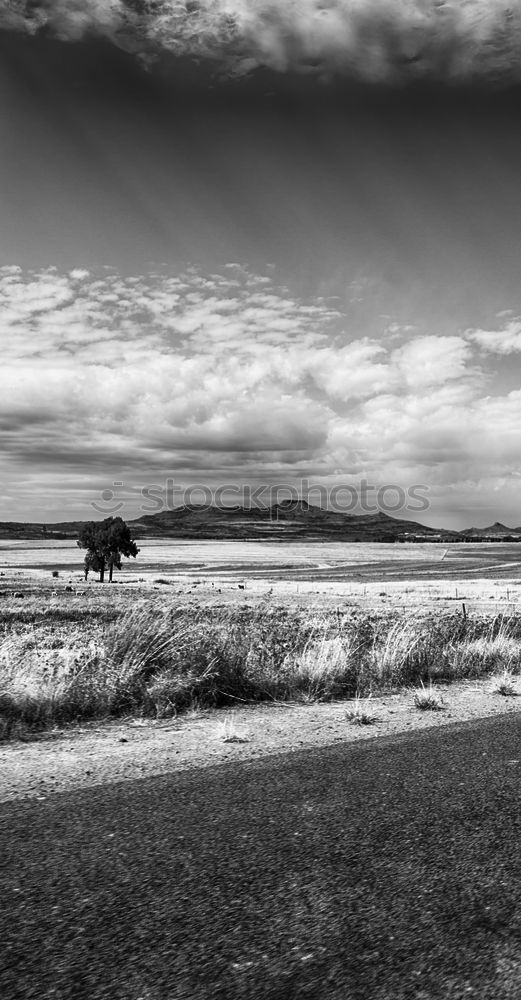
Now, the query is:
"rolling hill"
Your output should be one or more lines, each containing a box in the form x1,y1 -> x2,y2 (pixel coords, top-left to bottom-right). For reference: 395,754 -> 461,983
460,522 -> 521,538
0,500 -> 462,541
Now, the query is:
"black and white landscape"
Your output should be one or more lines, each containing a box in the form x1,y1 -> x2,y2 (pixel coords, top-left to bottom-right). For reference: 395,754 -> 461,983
2,1 -> 521,528
3,6 -> 521,1000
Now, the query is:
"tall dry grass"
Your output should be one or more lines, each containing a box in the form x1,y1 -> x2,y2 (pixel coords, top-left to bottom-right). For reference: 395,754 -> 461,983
1,605 -> 520,737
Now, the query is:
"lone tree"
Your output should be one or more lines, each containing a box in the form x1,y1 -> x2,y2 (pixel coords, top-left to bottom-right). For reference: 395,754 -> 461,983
77,516 -> 139,583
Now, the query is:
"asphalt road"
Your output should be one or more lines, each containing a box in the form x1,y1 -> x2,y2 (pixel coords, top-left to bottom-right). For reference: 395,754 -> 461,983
2,715 -> 521,1000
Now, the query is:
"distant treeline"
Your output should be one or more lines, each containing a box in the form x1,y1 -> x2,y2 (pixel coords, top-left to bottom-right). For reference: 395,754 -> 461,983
1,530 -> 520,543
401,536 -> 521,544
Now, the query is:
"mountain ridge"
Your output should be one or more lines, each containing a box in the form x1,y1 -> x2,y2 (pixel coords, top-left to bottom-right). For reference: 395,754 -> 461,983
1,501 -> 518,540
460,522 -> 521,538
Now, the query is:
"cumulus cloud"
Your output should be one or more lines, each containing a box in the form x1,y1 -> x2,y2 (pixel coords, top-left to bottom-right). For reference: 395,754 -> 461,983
392,335 -> 476,388
468,318 -> 521,353
1,263 -> 521,524
2,0 -> 521,85
325,383 -> 521,506
0,265 -> 343,470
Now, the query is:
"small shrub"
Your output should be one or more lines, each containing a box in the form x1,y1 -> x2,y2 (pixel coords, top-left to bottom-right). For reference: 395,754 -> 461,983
448,634 -> 521,679
492,671 -> 517,697
215,713 -> 251,743
52,570 -> 59,579
346,695 -> 378,726
413,681 -> 446,711
144,665 -> 217,718
281,634 -> 364,702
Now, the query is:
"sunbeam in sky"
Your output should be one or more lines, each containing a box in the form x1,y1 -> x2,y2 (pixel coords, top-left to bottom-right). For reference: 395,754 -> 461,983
2,3 -> 521,528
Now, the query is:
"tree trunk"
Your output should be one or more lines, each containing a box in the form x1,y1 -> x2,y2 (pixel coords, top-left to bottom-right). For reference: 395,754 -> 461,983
109,561 -> 113,583
99,560 -> 105,583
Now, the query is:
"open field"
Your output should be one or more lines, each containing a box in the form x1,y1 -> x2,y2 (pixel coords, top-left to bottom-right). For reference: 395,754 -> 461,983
3,538 -> 521,580
3,539 -> 521,613
2,537 -> 521,742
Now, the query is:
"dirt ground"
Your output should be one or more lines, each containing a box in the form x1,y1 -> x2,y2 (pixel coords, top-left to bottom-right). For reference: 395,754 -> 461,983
2,680 -> 520,804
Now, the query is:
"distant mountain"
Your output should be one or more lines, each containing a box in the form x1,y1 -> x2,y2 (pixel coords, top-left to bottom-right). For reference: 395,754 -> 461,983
460,522 -> 521,538
124,501 -> 454,541
0,502 -> 518,541
0,501 -> 452,541
0,520 -> 86,540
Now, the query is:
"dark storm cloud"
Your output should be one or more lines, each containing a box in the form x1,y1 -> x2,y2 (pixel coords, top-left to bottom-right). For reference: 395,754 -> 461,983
2,1 -> 521,86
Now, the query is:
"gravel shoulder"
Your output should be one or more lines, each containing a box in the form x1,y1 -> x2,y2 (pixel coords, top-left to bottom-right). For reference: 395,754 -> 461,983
2,680 -> 521,803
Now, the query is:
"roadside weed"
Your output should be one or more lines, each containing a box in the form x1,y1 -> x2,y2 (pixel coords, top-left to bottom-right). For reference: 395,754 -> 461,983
4,603 -> 521,737
215,712 -> 251,743
492,671 -> 518,696
346,694 -> 378,726
413,681 -> 446,711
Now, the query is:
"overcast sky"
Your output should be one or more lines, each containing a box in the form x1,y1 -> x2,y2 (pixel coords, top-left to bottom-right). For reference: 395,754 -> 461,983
2,1 -> 521,529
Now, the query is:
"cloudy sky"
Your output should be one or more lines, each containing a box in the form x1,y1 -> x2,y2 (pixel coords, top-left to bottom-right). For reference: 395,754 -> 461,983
2,1 -> 521,529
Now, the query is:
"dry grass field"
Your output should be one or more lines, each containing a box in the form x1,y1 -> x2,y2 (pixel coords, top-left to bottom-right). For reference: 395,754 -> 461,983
2,540 -> 521,743
3,537 -> 521,606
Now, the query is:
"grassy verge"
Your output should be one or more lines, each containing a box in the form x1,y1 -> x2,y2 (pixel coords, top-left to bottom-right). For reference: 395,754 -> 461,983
1,604 -> 521,738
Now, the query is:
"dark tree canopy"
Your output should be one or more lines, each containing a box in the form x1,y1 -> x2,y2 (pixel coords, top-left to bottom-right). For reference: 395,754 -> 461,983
77,517 -> 139,582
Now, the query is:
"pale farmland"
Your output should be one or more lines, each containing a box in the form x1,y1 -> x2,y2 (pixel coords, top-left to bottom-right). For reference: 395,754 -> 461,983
3,538 -> 521,610
2,539 -> 521,744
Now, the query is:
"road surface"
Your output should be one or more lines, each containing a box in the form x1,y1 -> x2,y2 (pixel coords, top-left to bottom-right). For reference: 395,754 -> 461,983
2,714 -> 521,999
